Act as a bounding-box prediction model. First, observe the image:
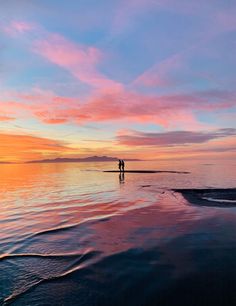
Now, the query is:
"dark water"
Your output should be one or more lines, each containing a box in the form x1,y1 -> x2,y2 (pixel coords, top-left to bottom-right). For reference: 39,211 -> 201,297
0,160 -> 236,305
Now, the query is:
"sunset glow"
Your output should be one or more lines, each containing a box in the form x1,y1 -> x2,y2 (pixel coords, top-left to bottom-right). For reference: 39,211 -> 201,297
1,0 -> 236,162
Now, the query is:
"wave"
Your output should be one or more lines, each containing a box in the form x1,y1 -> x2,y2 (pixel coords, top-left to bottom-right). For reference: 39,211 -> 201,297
0,252 -> 81,261
29,223 -> 79,238
201,197 -> 236,204
3,249 -> 101,305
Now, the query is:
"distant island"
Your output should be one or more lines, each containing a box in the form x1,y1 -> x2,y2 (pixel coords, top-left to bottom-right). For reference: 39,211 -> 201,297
26,156 -> 140,164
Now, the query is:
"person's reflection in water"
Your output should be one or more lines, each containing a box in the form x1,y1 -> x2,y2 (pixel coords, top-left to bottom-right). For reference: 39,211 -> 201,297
119,172 -> 125,184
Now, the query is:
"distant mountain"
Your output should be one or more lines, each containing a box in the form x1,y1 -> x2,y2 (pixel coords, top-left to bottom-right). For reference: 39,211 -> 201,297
0,161 -> 12,164
27,156 -> 140,164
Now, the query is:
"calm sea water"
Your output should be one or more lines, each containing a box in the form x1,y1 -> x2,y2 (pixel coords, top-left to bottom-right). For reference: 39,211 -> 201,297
1,160 -> 236,305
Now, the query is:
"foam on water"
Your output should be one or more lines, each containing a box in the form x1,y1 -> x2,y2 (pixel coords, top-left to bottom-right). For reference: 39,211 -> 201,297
201,197 -> 236,204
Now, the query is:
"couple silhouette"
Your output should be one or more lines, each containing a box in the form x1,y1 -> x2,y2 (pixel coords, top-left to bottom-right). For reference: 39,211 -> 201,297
118,159 -> 125,172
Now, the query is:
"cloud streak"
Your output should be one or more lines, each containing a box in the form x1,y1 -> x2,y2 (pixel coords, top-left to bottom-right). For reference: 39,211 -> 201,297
2,88 -> 236,130
3,20 -> 122,92
0,115 -> 15,121
3,20 -> 35,36
117,128 -> 236,147
33,33 -> 122,91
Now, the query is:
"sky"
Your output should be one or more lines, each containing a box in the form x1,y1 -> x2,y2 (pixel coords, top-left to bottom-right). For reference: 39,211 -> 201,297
0,0 -> 236,162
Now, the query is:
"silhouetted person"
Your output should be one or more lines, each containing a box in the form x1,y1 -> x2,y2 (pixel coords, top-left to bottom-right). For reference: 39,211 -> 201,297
121,160 -> 125,172
118,159 -> 122,172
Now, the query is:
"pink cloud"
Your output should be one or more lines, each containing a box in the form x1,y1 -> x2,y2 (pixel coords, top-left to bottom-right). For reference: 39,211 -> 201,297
16,88 -> 79,105
3,21 -> 35,36
78,89 -> 235,124
11,21 -> 33,33
0,88 -> 79,116
2,19 -> 236,129
78,90 -> 199,128
29,89 -> 235,129
133,54 -> 183,88
33,33 -> 122,91
1,86 -> 235,128
3,20 -> 122,92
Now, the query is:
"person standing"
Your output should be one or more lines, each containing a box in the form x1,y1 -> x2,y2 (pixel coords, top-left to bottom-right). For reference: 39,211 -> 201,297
121,160 -> 125,172
118,159 -> 122,172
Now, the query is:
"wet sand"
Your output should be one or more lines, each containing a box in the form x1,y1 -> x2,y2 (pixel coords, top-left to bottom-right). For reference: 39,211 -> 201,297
174,188 -> 236,207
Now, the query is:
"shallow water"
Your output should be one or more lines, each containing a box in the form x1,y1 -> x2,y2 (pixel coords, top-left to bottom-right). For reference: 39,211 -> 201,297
0,160 -> 236,305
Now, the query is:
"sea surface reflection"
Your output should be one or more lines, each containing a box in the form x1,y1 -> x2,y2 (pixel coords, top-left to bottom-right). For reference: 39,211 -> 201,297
0,160 -> 236,305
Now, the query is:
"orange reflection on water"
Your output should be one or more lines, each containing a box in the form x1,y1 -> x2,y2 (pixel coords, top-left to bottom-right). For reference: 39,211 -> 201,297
1,161 -> 235,253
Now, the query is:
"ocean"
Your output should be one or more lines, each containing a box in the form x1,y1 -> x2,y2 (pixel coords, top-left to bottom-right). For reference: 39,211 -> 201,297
1,160 -> 236,305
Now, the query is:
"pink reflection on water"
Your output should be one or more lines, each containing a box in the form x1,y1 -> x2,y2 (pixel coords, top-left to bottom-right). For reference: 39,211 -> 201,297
0,160 -> 235,247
